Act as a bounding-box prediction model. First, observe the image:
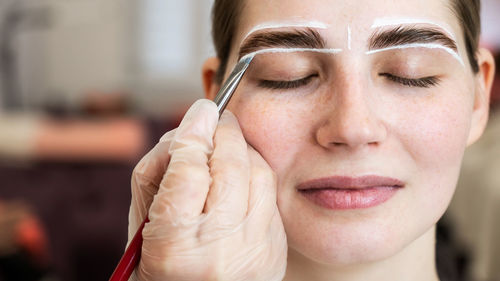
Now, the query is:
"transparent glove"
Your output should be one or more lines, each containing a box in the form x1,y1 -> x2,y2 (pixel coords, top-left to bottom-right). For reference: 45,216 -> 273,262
128,99 -> 287,281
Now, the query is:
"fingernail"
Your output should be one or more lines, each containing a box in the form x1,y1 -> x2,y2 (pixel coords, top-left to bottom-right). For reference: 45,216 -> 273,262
219,110 -> 236,124
177,99 -> 218,129
188,99 -> 217,119
159,129 -> 176,143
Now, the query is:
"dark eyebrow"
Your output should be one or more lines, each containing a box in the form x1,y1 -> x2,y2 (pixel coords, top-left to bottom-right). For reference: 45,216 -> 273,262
238,28 -> 326,60
369,25 -> 458,51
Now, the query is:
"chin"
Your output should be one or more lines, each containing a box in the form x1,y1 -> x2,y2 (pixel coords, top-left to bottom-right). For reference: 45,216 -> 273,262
280,196 -> 439,267
287,220 -> 411,265
279,175 -> 454,266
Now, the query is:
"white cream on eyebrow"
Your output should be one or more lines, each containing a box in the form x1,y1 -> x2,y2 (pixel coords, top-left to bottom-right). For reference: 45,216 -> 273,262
242,20 -> 329,43
371,17 -> 457,42
347,25 -> 352,50
241,47 -> 343,61
365,43 -> 464,66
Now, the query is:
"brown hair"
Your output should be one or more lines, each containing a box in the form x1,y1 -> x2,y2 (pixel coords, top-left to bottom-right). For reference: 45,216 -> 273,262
211,0 -> 481,83
211,0 -> 245,83
450,0 -> 481,73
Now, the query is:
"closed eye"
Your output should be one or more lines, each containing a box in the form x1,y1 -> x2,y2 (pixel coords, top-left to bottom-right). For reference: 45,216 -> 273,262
258,74 -> 318,90
380,73 -> 440,88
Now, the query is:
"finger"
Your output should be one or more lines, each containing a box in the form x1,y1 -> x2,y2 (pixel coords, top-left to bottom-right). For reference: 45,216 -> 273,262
159,128 -> 176,143
133,129 -> 177,189
148,99 -> 219,224
128,137 -> 173,239
204,110 -> 250,225
246,145 -> 279,235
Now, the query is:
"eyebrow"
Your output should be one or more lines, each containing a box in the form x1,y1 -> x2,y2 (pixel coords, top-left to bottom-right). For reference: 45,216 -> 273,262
236,25 -> 461,63
238,28 -> 326,60
371,18 -> 457,41
242,21 -> 329,41
368,25 -> 458,52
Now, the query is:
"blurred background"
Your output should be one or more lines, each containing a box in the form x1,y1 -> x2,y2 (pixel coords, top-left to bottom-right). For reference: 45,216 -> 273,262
0,0 -> 498,280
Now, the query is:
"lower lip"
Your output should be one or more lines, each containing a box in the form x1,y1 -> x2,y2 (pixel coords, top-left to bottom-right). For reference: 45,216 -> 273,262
299,186 -> 399,210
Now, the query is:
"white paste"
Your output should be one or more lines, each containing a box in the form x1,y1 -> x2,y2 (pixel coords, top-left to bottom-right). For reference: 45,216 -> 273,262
241,47 -> 343,61
365,43 -> 464,66
347,25 -> 352,50
242,20 -> 329,43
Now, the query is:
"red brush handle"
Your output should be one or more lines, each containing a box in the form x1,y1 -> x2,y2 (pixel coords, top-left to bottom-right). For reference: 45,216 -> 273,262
109,217 -> 149,281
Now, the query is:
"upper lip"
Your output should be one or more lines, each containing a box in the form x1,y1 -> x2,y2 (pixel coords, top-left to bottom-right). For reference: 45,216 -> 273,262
297,175 -> 405,190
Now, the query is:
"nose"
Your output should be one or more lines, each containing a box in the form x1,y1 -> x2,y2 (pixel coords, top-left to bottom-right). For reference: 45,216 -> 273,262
315,75 -> 387,149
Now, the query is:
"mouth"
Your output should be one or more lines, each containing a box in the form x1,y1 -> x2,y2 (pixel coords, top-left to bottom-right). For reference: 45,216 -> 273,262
297,175 -> 405,210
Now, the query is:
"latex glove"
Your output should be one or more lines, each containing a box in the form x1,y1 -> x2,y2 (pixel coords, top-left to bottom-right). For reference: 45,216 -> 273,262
128,99 -> 287,281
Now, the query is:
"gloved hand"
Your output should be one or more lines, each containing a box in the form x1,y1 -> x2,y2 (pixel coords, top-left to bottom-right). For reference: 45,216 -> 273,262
128,99 -> 287,281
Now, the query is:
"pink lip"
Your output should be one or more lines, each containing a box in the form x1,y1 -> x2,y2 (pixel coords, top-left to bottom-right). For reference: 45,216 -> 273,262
297,176 -> 404,210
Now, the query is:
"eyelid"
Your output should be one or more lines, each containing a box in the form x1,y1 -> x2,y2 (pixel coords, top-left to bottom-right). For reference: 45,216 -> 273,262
379,73 -> 440,88
258,73 -> 318,90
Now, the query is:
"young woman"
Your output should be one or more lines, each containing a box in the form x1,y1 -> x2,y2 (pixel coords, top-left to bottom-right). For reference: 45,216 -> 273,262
127,0 -> 496,280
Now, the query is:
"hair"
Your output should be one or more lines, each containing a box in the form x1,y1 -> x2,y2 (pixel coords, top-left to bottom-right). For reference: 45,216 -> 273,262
450,0 -> 481,73
211,0 -> 245,83
211,0 -> 481,83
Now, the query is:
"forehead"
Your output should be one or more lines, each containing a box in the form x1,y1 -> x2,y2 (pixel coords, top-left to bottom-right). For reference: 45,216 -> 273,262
237,0 -> 462,44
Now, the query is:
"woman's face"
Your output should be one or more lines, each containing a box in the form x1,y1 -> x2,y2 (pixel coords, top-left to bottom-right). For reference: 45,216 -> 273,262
215,0 -> 484,265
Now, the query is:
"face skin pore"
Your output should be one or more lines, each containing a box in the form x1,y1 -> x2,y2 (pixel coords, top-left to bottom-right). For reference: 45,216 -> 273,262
202,0 -> 495,280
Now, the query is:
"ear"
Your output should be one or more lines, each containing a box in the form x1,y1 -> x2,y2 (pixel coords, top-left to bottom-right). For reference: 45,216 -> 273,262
202,57 -> 221,100
467,47 -> 496,146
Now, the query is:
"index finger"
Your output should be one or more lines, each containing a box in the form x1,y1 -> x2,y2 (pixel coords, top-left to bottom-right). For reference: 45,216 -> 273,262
148,99 -> 219,224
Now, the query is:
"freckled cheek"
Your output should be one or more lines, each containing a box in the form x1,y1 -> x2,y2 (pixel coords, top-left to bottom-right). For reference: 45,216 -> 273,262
413,109 -> 469,163
396,96 -> 472,184
406,108 -> 470,217
230,97 -> 311,172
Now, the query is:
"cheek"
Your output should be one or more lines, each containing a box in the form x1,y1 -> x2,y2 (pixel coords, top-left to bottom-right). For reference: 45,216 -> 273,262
228,94 -> 313,173
393,89 -> 474,213
398,93 -> 472,169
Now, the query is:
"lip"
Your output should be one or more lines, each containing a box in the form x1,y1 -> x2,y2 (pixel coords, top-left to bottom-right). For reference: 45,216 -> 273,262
297,175 -> 404,210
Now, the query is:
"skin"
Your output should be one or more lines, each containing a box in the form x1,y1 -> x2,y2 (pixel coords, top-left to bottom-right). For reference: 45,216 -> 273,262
201,0 -> 495,280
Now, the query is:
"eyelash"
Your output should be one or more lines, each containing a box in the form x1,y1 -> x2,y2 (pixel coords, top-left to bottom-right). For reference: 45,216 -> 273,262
258,74 -> 317,90
257,73 -> 440,90
379,73 -> 440,88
